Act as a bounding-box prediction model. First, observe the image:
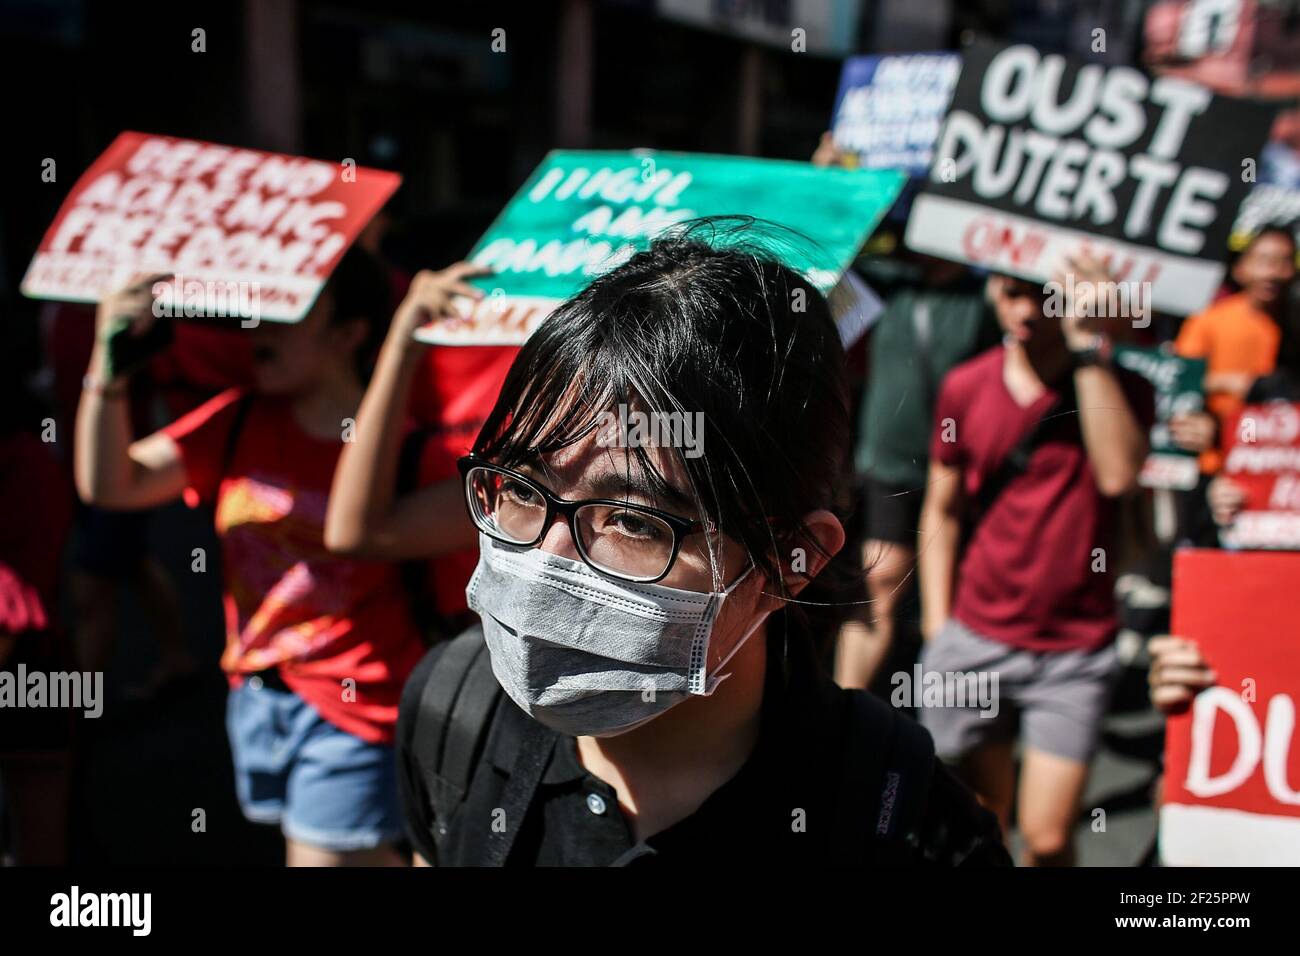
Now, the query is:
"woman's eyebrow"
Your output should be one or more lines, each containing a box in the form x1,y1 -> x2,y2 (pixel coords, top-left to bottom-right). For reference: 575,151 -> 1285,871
514,460 -> 695,512
583,471 -> 693,511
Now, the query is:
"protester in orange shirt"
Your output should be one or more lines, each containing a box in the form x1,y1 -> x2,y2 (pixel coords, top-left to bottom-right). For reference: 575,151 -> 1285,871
1168,226 -> 1295,544
1172,227 -> 1294,459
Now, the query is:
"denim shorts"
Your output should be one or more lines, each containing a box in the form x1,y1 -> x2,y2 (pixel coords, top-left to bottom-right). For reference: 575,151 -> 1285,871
226,677 -> 404,852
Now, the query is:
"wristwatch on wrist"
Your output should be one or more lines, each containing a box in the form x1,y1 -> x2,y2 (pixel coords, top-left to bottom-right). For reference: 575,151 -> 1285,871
1069,336 -> 1111,369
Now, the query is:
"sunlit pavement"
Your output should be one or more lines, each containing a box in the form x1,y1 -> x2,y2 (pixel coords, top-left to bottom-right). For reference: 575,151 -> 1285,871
1073,706 -> 1163,867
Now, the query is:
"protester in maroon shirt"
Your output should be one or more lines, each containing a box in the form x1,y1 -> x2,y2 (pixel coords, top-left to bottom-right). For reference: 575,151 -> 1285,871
917,255 -> 1150,867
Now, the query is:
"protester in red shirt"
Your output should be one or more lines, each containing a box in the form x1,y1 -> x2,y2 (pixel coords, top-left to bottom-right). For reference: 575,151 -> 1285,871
73,249 -> 459,866
917,253 -> 1150,866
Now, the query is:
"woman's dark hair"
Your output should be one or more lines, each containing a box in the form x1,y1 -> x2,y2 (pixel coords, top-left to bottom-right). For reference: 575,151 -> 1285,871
1227,224 -> 1300,375
473,217 -> 850,616
323,245 -> 393,378
1225,224 -> 1297,292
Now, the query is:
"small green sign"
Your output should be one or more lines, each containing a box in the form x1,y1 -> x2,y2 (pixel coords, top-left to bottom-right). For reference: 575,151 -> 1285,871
417,149 -> 906,345
1114,344 -> 1207,491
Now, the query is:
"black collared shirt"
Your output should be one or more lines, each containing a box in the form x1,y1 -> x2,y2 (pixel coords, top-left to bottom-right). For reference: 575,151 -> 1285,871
397,625 -> 1011,867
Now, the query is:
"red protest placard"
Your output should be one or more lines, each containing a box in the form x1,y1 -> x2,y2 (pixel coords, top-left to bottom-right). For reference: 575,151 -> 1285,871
1160,549 -> 1300,865
1220,402 -> 1300,550
21,132 -> 400,323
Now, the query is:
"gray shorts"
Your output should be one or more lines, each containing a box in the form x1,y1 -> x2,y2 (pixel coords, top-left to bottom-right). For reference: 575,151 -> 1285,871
915,617 -> 1121,765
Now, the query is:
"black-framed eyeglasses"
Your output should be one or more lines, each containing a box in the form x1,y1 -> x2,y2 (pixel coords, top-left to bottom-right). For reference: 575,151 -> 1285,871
457,456 -> 707,583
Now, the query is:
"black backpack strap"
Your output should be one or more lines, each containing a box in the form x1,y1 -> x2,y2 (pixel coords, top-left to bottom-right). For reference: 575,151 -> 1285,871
872,702 -> 936,853
965,378 -> 1078,539
411,626 -> 502,855
832,690 -> 936,865
411,622 -> 556,867
441,637 -> 505,790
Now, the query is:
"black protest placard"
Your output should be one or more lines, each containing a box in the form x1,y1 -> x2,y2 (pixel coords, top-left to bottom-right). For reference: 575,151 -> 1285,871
905,42 -> 1277,315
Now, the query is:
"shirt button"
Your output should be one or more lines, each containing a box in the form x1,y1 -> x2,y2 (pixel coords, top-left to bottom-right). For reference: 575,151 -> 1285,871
247,675 -> 264,691
585,793 -> 607,816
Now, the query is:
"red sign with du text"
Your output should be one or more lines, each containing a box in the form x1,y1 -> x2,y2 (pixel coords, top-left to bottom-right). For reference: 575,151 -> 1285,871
1161,549 -> 1300,865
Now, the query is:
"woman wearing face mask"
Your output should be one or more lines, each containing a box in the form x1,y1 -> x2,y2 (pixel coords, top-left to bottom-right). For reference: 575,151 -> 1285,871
328,220 -> 1010,866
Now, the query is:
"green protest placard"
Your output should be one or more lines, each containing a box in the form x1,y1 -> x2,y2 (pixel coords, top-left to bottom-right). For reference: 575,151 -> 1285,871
416,149 -> 906,345
1113,344 -> 1207,491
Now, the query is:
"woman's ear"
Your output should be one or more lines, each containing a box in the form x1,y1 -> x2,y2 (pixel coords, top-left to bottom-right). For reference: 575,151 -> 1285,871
778,508 -> 845,600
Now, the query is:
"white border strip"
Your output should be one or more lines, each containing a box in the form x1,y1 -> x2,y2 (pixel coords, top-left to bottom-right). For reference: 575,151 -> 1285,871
1159,802 -> 1300,866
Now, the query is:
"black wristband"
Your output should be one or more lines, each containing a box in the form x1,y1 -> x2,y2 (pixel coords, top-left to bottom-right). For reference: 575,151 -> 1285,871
1069,345 -> 1109,369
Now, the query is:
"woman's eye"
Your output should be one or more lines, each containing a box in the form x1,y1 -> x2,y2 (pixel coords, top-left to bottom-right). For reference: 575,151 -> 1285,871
608,510 -> 662,539
501,480 -> 540,506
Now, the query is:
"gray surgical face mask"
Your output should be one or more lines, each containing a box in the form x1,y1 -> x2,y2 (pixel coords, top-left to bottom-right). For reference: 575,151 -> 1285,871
466,534 -> 768,738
